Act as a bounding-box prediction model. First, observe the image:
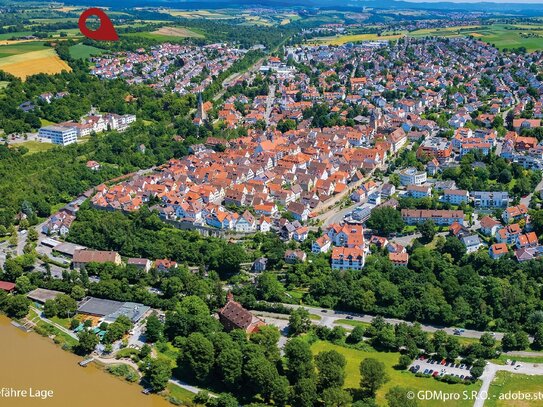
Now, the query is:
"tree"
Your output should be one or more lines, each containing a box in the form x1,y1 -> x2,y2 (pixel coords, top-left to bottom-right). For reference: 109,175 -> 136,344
441,236 -> 466,259
250,325 -> 281,363
366,206 -> 404,236
315,350 -> 346,391
416,220 -> 435,244
5,295 -> 30,319
348,325 -> 365,344
359,358 -> 389,397
181,332 -> 215,383
469,361 -> 486,379
289,308 -> 312,336
284,337 -> 314,383
145,314 -> 164,343
292,377 -> 318,407
244,354 -> 287,404
70,285 -> 85,301
212,393 -> 239,407
397,354 -> 412,370
386,386 -> 418,407
145,358 -> 172,392
216,347 -> 243,389
43,299 -> 58,318
76,330 -> 99,355
532,324 -> 543,350
321,387 -> 352,407
54,294 -> 77,318
15,275 -> 32,294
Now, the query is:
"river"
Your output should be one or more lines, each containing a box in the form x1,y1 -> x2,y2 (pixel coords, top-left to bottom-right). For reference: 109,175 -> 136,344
0,315 -> 171,407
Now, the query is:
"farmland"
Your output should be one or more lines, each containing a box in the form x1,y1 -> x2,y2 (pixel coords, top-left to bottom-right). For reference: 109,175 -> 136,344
150,26 -> 205,39
310,341 -> 480,407
68,43 -> 106,59
310,23 -> 543,52
0,48 -> 71,80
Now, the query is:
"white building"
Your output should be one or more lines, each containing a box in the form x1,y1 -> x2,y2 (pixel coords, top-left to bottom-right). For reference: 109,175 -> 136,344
38,125 -> 77,146
399,167 -> 427,186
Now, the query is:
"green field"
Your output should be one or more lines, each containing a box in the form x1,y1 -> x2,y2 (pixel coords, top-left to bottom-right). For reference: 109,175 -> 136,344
486,371 -> 543,407
409,23 -> 543,52
15,141 -> 56,155
68,43 -> 106,59
0,31 -> 33,40
311,341 -> 480,407
0,42 -> 48,59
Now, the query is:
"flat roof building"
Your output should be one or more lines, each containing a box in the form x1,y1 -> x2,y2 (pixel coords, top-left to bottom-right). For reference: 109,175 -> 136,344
38,125 -> 77,146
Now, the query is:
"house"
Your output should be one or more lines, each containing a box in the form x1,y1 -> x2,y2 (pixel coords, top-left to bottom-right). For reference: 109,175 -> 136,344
449,222 -> 470,238
312,235 -> 332,253
86,160 -> 101,171
479,216 -> 502,237
406,185 -> 432,199
331,247 -> 365,270
252,258 -> 268,272
401,209 -> 464,226
388,252 -> 409,266
72,250 -> 122,270
489,243 -> 508,260
426,158 -> 440,176
471,191 -> 509,208
502,204 -> 528,224
515,246 -> 543,262
381,183 -> 396,198
0,281 -> 16,293
441,189 -> 469,205
154,259 -> 178,272
284,249 -> 307,263
288,202 -> 310,222
127,258 -> 152,272
293,226 -> 309,242
516,232 -> 538,249
461,235 -> 483,253
496,224 -> 522,245
235,211 -> 257,233
218,292 -> 266,334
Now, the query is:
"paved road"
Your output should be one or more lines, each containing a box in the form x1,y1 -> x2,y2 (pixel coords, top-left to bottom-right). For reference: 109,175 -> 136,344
264,84 -> 276,125
475,361 -> 543,407
278,303 -> 506,341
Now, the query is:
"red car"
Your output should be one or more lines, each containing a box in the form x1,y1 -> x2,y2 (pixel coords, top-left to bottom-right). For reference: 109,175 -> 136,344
432,371 -> 439,377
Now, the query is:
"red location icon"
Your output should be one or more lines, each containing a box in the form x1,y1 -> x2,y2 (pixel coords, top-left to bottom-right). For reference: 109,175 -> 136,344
78,8 -> 119,41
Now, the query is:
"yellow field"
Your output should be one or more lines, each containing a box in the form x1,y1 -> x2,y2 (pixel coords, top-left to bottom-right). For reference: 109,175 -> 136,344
0,49 -> 71,80
311,32 -> 403,45
161,9 -> 234,19
151,26 -> 204,38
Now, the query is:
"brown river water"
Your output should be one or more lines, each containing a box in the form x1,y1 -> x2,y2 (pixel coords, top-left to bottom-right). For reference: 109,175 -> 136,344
0,315 -> 171,407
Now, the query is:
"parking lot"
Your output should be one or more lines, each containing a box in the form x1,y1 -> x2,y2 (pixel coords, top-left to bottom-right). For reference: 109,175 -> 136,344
409,356 -> 474,381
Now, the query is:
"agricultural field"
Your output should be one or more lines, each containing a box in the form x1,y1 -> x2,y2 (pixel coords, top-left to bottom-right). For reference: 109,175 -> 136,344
0,42 -> 48,58
0,48 -> 71,80
486,371 -> 543,407
409,23 -> 543,52
160,9 -> 236,19
309,32 -> 403,46
150,26 -> 205,39
68,43 -> 106,59
310,341 -> 481,407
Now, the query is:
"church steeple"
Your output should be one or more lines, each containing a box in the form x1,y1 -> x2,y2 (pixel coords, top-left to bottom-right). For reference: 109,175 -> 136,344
196,92 -> 207,122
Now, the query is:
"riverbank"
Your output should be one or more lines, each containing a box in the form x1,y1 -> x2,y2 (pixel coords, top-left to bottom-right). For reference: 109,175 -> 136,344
0,315 -> 172,407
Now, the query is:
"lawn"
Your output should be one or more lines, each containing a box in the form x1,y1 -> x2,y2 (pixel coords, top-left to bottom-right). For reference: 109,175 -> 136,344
310,341 -> 480,407
68,43 -> 106,59
50,316 -> 72,329
15,141 -> 55,155
336,319 -> 371,329
493,354 -> 543,365
486,371 -> 543,407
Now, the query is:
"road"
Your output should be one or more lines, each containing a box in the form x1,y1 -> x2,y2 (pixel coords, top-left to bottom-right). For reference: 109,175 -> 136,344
475,361 -> 543,407
278,303 -> 506,341
264,84 -> 276,125
520,176 -> 543,208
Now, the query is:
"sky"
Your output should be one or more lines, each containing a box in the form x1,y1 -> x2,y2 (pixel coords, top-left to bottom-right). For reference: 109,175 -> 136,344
402,0 -> 543,3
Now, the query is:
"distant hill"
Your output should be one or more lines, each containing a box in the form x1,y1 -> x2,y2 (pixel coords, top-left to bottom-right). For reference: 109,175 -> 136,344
8,0 -> 543,15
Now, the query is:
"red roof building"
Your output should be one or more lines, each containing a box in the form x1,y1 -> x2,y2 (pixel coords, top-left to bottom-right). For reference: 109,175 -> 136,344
0,281 -> 16,293
218,293 -> 266,334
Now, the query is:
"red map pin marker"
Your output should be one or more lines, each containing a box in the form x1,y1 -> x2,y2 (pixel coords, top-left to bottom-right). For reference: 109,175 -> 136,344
78,8 -> 119,41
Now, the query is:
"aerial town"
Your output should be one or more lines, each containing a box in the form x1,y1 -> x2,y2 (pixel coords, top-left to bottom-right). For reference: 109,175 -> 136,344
3,2 -> 543,407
